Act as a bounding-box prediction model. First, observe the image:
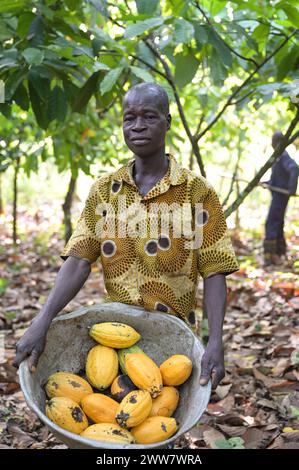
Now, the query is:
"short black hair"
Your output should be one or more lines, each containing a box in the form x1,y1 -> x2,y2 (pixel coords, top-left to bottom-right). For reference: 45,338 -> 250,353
123,82 -> 169,115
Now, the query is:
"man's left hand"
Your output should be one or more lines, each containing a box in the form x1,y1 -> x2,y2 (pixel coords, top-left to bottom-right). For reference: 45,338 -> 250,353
199,342 -> 225,389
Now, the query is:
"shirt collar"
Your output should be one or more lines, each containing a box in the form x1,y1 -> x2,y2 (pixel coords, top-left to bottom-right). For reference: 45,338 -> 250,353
112,153 -> 187,188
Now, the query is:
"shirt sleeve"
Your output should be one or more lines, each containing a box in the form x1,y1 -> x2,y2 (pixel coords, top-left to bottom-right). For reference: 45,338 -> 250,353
196,185 -> 239,279
60,180 -> 103,264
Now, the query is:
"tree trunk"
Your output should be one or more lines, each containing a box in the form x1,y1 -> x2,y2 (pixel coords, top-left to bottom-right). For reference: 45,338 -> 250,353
13,157 -> 20,244
62,173 -> 77,243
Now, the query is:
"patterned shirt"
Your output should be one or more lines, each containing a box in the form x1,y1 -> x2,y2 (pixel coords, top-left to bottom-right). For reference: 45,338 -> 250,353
60,153 -> 239,324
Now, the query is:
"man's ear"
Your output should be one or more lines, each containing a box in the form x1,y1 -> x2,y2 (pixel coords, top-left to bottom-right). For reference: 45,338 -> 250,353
166,113 -> 171,131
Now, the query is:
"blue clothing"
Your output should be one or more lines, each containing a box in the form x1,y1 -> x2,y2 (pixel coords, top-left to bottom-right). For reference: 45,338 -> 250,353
265,193 -> 289,240
268,150 -> 298,195
264,151 -> 298,254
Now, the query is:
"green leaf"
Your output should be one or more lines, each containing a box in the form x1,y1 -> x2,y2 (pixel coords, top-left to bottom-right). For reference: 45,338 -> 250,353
137,42 -> 157,67
193,23 -> 208,49
136,0 -> 159,15
124,18 -> 165,39
210,49 -> 227,86
48,85 -> 68,122
28,69 -> 51,101
206,26 -> 232,68
251,24 -> 270,53
0,0 -> 27,13
93,61 -> 110,72
73,71 -> 104,112
130,65 -> 153,82
291,351 -> 299,366
28,80 -> 49,129
175,51 -> 200,88
16,13 -> 35,38
0,18 -> 13,41
281,4 -> 299,26
4,69 -> 27,100
289,406 -> 299,418
215,439 -> 233,449
28,16 -> 45,47
89,0 -> 109,17
229,437 -> 245,448
277,46 -> 298,80
65,0 -> 81,10
22,48 -> 44,65
13,83 -> 29,110
0,278 -> 8,295
100,66 -> 124,95
173,18 -> 195,45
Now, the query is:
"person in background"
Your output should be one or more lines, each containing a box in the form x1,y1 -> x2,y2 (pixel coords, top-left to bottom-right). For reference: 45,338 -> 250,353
263,131 -> 299,266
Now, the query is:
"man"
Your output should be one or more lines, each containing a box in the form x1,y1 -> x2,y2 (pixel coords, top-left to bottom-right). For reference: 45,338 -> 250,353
263,131 -> 299,266
14,83 -> 239,389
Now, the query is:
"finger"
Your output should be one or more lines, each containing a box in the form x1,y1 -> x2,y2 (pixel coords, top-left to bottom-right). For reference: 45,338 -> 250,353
212,368 -> 224,389
28,348 -> 42,373
13,349 -> 28,369
199,362 -> 212,385
211,369 -> 219,389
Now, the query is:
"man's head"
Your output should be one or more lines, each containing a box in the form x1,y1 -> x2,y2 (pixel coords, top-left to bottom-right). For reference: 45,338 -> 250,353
272,131 -> 284,149
122,82 -> 171,158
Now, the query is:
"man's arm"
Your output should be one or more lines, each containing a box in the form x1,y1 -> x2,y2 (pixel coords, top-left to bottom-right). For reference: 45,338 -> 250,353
199,273 -> 227,389
282,154 -> 299,195
13,256 -> 91,372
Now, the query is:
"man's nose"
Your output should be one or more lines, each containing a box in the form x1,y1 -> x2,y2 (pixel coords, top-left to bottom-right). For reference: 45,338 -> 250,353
132,116 -> 146,131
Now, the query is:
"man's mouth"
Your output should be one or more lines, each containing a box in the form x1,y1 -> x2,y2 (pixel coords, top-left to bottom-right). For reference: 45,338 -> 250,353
131,137 -> 150,144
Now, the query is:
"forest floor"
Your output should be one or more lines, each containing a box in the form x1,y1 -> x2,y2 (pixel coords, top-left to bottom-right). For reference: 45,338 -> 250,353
0,208 -> 299,449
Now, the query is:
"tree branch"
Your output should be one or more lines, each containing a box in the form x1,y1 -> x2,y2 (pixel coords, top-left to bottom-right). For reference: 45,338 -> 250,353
195,29 -> 298,142
224,107 -> 299,218
194,1 -> 259,67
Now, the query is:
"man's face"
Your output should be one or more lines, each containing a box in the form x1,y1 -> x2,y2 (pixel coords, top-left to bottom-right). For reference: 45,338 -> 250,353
122,89 -> 171,158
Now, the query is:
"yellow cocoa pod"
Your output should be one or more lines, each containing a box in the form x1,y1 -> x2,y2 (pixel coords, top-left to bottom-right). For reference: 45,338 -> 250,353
150,387 -> 179,417
160,355 -> 192,386
90,322 -> 140,348
116,390 -> 152,428
111,374 -> 136,402
131,416 -> 178,444
81,423 -> 135,444
81,393 -> 118,424
125,353 -> 163,398
46,397 -> 88,434
45,372 -> 93,404
86,345 -> 118,391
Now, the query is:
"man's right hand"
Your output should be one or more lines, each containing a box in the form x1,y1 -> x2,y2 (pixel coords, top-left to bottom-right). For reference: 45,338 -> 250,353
13,316 -> 49,372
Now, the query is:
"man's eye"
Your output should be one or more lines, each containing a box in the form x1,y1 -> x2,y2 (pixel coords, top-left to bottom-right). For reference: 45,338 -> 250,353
146,115 -> 156,119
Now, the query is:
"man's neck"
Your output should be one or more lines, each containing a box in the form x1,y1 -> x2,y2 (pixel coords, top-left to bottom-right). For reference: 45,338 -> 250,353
133,149 -> 169,180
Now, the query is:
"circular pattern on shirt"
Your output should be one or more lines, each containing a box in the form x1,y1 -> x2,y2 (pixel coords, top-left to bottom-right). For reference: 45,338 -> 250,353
195,209 -> 209,227
102,240 -> 117,257
188,310 -> 196,325
111,180 -> 122,194
64,237 -> 101,263
158,234 -> 171,251
144,239 -> 158,256
200,189 -> 227,249
104,281 -> 133,304
140,281 -> 176,311
154,301 -> 171,313
101,237 -> 136,279
197,249 -> 236,278
156,236 -> 189,273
